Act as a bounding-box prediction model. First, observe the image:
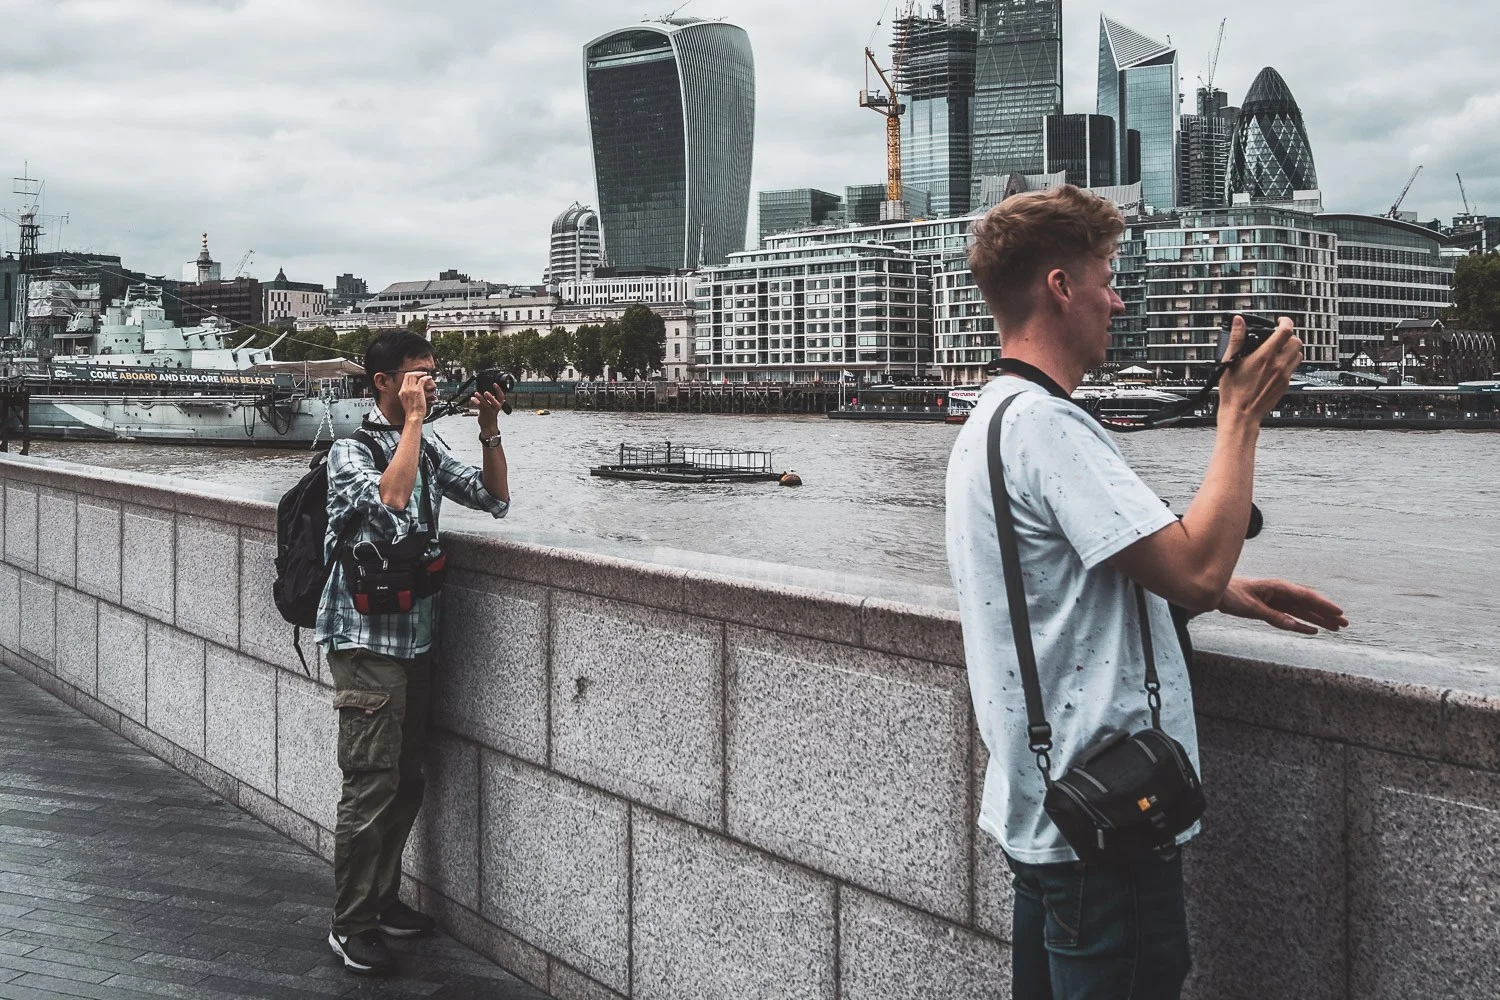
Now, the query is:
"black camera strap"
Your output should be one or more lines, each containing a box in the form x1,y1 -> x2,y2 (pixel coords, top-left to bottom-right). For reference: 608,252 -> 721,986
986,390 -> 1162,782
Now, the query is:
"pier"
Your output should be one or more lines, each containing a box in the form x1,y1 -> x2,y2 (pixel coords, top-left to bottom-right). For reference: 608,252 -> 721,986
502,380 -> 843,415
0,453 -> 1496,997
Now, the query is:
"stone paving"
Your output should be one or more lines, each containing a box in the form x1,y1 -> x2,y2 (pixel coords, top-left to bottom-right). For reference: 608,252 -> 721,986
0,666 -> 552,1000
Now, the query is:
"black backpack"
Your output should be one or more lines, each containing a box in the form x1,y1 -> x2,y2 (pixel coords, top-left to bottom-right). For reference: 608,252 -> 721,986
272,429 -> 382,673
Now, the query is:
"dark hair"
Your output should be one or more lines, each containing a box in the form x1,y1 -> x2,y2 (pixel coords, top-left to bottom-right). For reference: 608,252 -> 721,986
363,330 -> 434,392
968,184 -> 1124,324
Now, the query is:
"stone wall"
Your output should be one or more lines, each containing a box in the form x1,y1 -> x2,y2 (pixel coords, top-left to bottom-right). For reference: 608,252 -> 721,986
0,453 -> 1496,999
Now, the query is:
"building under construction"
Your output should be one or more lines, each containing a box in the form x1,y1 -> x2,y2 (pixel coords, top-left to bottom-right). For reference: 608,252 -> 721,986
1178,86 -> 1238,209
894,7 -> 978,218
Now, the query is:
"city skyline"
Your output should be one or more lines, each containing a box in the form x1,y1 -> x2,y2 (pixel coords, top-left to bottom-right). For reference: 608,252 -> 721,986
0,0 -> 1494,289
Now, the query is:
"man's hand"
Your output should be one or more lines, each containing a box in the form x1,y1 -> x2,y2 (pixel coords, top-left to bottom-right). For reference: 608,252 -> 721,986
400,371 -> 431,424
475,390 -> 505,438
1216,316 -> 1302,424
1217,577 -> 1348,635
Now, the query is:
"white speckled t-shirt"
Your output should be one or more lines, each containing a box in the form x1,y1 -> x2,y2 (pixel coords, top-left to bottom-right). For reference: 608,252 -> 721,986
945,377 -> 1198,865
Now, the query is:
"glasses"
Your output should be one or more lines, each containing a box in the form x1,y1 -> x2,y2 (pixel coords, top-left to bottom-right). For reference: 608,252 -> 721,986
380,368 -> 438,378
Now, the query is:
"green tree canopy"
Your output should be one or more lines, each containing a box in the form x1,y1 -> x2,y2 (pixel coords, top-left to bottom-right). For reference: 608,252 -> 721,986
1447,252 -> 1500,333
462,333 -> 505,375
612,304 -> 667,381
568,323 -> 607,380
430,331 -> 468,377
279,326 -> 341,362
533,327 -> 572,382
508,328 -> 542,379
336,325 -> 382,363
406,316 -> 430,337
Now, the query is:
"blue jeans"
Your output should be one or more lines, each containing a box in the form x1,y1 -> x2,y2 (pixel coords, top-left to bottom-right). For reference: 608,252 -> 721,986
1005,848 -> 1192,1000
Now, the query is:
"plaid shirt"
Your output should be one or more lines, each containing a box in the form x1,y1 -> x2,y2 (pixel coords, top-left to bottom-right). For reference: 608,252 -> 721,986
315,408 -> 510,658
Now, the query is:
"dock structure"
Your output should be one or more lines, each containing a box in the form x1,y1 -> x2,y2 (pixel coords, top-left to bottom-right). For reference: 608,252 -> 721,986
0,386 -> 29,454
570,381 -> 842,414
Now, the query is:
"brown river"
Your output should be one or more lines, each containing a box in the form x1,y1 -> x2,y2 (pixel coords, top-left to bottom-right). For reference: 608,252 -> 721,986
25,411 -> 1500,669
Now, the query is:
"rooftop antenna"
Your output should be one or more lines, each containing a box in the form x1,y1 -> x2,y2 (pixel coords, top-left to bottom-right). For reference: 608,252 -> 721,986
2,164 -> 69,360
661,0 -> 696,20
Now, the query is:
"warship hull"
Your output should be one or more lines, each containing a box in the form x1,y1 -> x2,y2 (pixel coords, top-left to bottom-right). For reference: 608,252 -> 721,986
21,394 -> 367,447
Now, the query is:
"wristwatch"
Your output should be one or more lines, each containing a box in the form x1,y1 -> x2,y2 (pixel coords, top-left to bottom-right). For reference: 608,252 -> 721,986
479,432 -> 503,449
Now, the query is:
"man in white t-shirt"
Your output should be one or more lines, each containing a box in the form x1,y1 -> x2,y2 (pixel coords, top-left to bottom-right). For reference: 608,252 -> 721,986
946,186 -> 1347,1000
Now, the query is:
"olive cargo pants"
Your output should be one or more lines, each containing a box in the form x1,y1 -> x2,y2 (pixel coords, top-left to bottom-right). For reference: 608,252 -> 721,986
328,648 -> 431,936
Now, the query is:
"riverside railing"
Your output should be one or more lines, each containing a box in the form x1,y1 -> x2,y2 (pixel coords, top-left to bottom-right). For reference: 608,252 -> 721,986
0,452 -> 1494,999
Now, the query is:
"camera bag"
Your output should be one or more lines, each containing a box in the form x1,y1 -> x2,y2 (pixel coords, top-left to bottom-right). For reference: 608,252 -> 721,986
987,391 -> 1205,865
343,434 -> 448,615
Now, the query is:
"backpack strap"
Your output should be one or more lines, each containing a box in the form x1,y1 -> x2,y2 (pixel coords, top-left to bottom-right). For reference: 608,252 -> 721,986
348,429 -> 437,537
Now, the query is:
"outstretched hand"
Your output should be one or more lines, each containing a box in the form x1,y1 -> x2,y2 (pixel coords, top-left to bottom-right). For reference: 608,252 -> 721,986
1217,578 -> 1348,635
475,390 -> 505,438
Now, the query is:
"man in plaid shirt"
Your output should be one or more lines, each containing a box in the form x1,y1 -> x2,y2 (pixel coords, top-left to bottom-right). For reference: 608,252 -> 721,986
319,330 -> 510,977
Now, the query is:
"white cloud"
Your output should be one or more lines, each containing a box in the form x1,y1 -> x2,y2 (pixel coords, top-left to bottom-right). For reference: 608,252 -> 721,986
0,0 -> 1492,290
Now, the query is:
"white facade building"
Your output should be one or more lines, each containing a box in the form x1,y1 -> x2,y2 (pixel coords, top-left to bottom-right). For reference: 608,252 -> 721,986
547,204 -> 604,285
557,274 -> 697,306
695,242 -> 932,383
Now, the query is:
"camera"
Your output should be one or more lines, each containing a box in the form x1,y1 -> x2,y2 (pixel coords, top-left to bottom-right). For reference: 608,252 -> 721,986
476,369 -> 515,415
1216,314 -> 1280,363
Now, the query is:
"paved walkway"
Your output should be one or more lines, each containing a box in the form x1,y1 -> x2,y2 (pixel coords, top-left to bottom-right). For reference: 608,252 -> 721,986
0,667 -> 551,1000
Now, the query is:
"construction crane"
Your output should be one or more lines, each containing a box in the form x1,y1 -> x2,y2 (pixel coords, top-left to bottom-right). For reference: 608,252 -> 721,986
859,1 -> 915,221
1456,173 -> 1474,216
231,249 -> 254,279
1199,17 -> 1227,94
1386,165 -> 1423,219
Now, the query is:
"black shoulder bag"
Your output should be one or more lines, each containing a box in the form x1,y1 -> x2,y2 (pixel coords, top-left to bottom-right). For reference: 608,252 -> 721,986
988,392 -> 1206,865
343,434 -> 449,615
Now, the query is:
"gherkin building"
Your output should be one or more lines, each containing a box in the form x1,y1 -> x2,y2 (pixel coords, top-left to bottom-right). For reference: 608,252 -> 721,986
1229,67 -> 1318,200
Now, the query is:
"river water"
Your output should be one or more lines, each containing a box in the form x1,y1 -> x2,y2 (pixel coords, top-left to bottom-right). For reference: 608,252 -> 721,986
26,411 -> 1500,667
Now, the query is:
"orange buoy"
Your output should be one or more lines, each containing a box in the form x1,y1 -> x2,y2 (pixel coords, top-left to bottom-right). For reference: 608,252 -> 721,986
779,472 -> 802,487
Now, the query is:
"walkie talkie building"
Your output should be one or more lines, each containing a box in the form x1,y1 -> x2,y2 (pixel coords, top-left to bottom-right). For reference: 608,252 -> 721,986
584,18 -> 755,273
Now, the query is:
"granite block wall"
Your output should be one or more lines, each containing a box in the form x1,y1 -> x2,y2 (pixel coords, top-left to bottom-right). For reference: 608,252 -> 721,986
0,454 -> 1496,999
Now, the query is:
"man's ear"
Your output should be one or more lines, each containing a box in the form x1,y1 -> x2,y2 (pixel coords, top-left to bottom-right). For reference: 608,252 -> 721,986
1044,267 -> 1071,310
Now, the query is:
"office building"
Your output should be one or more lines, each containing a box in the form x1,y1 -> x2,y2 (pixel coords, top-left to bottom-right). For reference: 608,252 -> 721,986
694,242 -> 932,383
327,274 -> 368,313
1042,114 -> 1117,188
558,274 -> 698,307
1143,206 -> 1338,379
547,203 -> 604,285
971,0 -> 1063,178
1230,67 -> 1318,202
758,189 -> 844,245
179,277 -> 263,329
1179,87 -> 1237,209
896,11 -> 978,217
584,17 -> 755,272
1097,16 -> 1179,211
262,269 -> 326,323
1107,214 -> 1174,366
844,183 -> 931,226
1316,214 -> 1454,367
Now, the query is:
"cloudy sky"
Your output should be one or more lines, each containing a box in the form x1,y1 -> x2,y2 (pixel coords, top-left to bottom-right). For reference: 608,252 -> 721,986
0,0 -> 1494,291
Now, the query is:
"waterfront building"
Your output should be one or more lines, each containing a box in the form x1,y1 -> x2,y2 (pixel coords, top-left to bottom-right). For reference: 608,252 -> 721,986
584,17 -> 755,272
1179,87 -> 1237,209
1042,113 -> 1117,188
1144,206 -> 1339,379
327,273 -> 368,313
1108,214 -> 1175,366
694,242 -> 932,384
294,312 -> 400,335
558,274 -> 697,307
1097,17 -> 1179,211
179,277 -> 262,329
262,269 -> 326,324
1386,320 -> 1496,383
1230,67 -> 1318,202
361,277 -> 494,313
547,203 -> 604,285
758,189 -> 844,245
418,295 -> 560,339
1315,214 -> 1454,368
895,10 -> 978,218
844,183 -> 931,226
971,0 -> 1063,179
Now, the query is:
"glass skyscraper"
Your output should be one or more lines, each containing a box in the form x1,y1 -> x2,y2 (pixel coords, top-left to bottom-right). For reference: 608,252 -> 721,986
971,0 -> 1063,179
1097,16 -> 1178,210
1042,113 -> 1116,188
1230,67 -> 1319,202
584,18 -> 755,273
758,189 -> 843,245
896,12 -> 977,218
